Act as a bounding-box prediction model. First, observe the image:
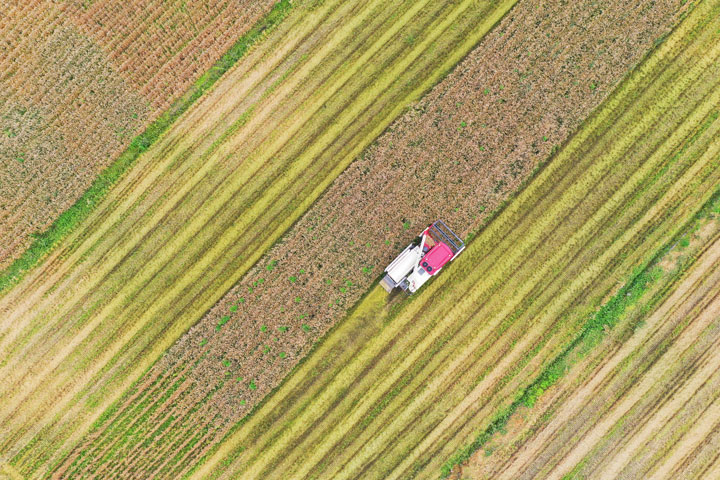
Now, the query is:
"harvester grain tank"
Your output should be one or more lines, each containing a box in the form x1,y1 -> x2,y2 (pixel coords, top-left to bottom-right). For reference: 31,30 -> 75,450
380,220 -> 465,294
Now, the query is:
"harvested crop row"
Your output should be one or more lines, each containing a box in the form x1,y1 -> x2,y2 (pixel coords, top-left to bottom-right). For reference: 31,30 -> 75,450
485,230 -> 720,480
189,3 -> 720,477
55,0 -> 688,478
0,0 -> 520,477
0,0 -> 277,270
456,207 -> 720,478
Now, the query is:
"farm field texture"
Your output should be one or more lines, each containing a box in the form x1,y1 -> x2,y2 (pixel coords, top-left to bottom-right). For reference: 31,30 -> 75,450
457,208 -> 720,479
46,0 -> 688,478
0,0 -> 277,270
187,0 -> 720,476
0,0 -> 523,477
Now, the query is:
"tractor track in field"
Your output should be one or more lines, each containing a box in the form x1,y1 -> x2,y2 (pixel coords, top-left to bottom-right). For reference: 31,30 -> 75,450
183,3 -> 719,477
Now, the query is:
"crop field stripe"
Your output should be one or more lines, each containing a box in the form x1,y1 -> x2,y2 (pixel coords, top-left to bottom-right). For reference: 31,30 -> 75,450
84,0 -> 528,462
1,0 -> 523,476
1,0 -> 450,364
4,0 -> 352,312
376,32 -> 720,472
490,249 -> 717,478
434,116 -> 720,476
243,27 -> 720,480
0,0 -> 294,294
520,285 -> 720,480
605,337 -> 720,478
9,2 -> 296,250
655,381 -> 720,478
190,2 -> 720,474
560,266 -> 719,480
66,0 -> 456,436
464,207 -> 720,476
553,288 -> 720,479
679,422 -> 720,479
186,286 -> 396,480
211,126 -> 720,472
56,0 -> 520,476
0,0 -> 320,345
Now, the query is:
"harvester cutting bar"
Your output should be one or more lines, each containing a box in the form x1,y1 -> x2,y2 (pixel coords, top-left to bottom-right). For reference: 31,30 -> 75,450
429,220 -> 464,255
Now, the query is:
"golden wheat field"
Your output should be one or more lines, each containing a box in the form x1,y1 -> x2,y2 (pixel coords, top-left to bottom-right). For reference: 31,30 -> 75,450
1,0 -> 718,479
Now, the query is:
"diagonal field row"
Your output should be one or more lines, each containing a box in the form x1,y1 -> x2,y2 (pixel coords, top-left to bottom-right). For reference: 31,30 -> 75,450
51,1 -> 688,479
545,239 -> 720,480
454,200 -> 720,478
478,222 -> 720,480
192,2 -> 720,478
0,0 -> 519,476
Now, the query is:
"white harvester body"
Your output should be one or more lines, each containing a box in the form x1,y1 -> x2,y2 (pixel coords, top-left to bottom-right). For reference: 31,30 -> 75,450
380,220 -> 465,294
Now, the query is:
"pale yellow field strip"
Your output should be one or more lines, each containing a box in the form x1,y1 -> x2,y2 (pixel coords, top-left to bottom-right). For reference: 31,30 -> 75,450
0,463 -> 23,480
0,0 -> 353,348
598,334 -> 720,479
546,292 -> 720,479
647,391 -> 720,479
192,3 -> 720,477
495,228 -> 720,480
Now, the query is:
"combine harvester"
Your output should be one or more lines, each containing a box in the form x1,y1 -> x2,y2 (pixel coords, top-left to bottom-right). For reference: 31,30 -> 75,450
381,220 -> 465,294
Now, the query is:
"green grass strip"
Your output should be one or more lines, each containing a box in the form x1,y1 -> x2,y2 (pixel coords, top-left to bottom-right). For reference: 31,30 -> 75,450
439,187 -> 720,478
0,0 -> 293,294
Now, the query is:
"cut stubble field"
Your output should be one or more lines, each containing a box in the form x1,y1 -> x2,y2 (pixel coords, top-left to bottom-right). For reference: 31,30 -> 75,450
50,0 -> 688,478
460,211 -> 720,479
189,2 -> 720,477
0,0 -> 520,477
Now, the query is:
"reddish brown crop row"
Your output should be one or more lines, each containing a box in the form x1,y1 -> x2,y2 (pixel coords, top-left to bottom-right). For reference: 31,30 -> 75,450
62,0 -> 685,477
71,0 -> 276,108
0,0 -> 275,270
